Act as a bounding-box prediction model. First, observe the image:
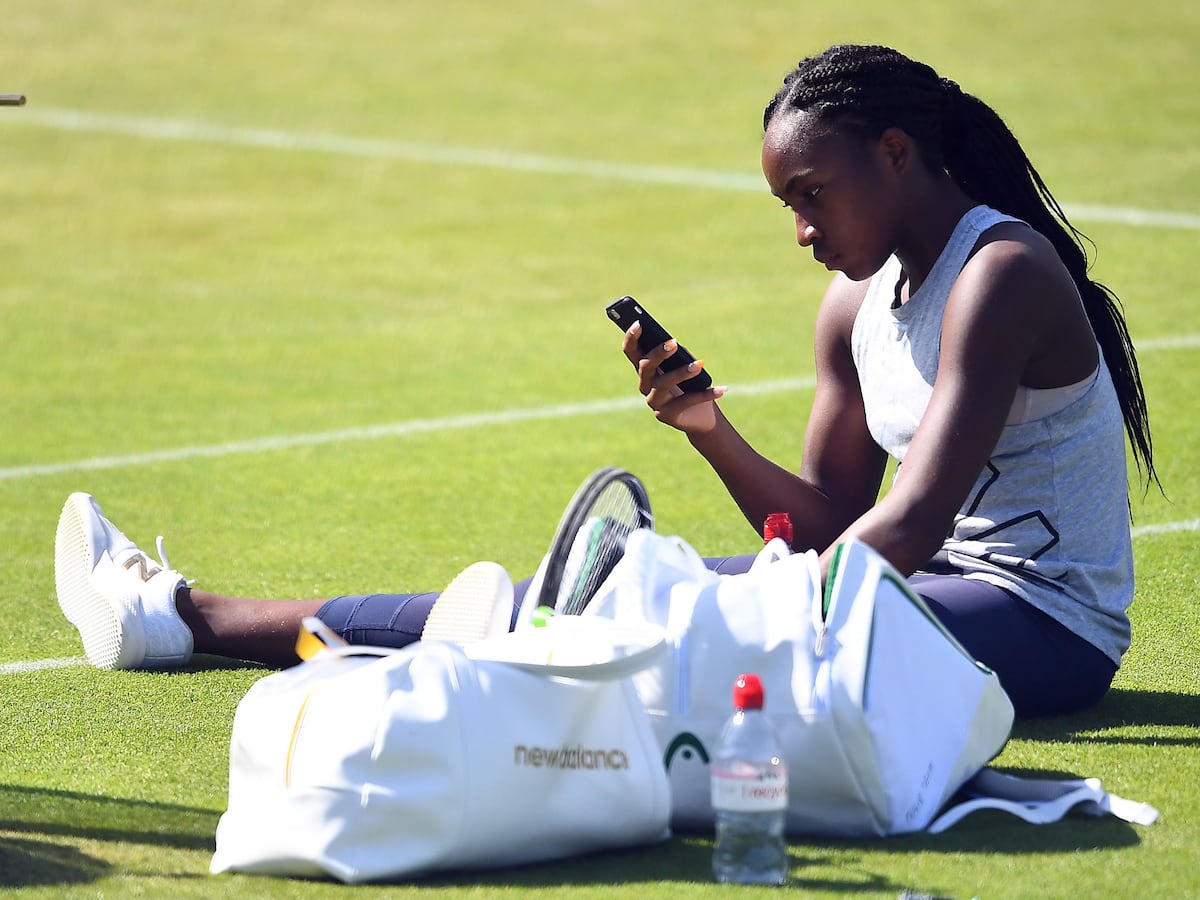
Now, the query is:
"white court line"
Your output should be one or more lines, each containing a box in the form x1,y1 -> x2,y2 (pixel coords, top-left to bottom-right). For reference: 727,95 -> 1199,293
0,377 -> 815,481
1138,334 -> 1200,351
0,656 -> 85,675
10,107 -> 1200,231
2,517 -> 1195,676
2,326 -> 1199,481
3,329 -> 1198,482
1131,518 -> 1200,538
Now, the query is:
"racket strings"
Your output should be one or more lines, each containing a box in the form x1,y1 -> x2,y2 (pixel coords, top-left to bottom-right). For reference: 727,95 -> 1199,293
557,478 -> 649,614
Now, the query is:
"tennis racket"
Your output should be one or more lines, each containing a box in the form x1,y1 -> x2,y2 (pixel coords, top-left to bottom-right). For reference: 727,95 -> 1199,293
533,466 -> 653,616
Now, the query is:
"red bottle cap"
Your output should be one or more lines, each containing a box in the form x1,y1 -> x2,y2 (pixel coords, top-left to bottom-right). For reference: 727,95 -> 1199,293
763,512 -> 793,544
732,673 -> 765,710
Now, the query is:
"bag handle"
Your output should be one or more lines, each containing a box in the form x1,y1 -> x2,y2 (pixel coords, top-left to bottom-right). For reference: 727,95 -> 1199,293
927,766 -> 1159,833
465,615 -> 667,681
749,536 -> 792,571
296,614 -> 666,682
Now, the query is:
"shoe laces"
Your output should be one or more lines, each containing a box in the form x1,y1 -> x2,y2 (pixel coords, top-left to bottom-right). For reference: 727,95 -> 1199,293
154,536 -> 172,571
150,536 -> 195,587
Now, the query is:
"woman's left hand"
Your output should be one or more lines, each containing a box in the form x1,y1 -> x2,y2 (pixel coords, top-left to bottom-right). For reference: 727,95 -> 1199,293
621,322 -> 726,435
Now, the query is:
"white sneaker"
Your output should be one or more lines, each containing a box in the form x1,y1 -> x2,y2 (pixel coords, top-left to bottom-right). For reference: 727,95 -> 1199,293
420,561 -> 514,645
54,493 -> 193,670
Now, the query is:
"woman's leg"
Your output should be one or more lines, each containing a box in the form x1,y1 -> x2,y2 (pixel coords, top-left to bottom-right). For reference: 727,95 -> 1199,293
179,553 -> 753,667
184,572 -> 516,668
57,490 -> 519,670
703,555 -> 758,575
909,575 -> 1117,717
700,550 -> 1118,716
177,588 -> 330,668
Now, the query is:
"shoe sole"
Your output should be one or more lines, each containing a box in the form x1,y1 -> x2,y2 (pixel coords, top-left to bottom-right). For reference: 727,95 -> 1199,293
421,562 -> 514,645
54,493 -> 145,670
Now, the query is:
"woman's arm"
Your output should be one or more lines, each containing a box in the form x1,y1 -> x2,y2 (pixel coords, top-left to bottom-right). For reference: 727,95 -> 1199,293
822,227 -> 1090,575
629,274 -> 888,549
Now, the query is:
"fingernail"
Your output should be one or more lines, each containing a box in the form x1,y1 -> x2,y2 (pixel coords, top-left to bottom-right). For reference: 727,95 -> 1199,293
688,359 -> 705,372
664,339 -> 677,352
630,320 -> 642,334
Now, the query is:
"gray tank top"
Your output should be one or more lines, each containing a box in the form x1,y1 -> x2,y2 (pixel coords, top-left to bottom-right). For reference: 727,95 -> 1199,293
850,205 -> 1133,663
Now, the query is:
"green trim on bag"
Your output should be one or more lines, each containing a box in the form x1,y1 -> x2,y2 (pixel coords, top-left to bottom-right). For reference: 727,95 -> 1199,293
823,543 -> 846,618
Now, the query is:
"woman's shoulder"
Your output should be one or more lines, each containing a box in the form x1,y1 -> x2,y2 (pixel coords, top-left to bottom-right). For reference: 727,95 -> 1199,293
956,220 -> 1080,317
967,219 -> 1066,280
817,272 -> 873,342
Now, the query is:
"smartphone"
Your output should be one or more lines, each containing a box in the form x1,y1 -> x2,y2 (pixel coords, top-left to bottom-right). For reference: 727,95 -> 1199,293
606,295 -> 713,393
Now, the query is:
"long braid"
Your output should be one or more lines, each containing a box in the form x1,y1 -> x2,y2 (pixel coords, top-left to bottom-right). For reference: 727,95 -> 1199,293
765,44 -> 1158,488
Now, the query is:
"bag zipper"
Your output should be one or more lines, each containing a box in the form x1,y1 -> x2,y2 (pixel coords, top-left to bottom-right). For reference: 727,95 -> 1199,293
813,543 -> 845,658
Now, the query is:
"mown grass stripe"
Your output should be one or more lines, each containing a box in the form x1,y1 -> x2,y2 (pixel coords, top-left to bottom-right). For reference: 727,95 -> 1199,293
12,107 -> 1200,231
3,327 -> 1198,481
0,656 -> 85,675
1131,518 -> 1200,538
3,327 -> 1197,482
0,378 -> 817,481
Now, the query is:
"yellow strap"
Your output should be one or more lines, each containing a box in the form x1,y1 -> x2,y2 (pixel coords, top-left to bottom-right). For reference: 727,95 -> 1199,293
295,627 -> 326,661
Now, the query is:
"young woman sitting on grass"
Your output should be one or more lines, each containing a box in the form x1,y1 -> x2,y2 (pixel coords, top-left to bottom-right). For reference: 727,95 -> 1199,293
54,44 -> 1156,718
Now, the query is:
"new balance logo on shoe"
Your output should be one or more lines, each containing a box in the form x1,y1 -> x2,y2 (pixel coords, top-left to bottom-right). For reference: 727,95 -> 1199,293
123,555 -> 162,583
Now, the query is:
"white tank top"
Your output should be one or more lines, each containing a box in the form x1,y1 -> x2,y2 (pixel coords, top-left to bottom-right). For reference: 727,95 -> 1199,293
850,205 -> 1134,663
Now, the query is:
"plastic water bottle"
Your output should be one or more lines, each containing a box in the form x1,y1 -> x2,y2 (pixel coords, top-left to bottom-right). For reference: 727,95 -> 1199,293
763,511 -> 793,545
710,673 -> 789,885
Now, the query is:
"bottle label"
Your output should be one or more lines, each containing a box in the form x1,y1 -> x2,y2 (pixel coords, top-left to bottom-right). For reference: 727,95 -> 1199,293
711,770 -> 788,812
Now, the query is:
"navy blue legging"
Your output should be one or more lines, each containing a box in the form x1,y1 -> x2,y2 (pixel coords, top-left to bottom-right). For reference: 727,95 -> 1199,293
317,553 -> 1116,718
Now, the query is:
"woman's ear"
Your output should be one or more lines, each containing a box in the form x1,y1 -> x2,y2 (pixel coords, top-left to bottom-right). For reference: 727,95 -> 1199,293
877,127 -> 913,174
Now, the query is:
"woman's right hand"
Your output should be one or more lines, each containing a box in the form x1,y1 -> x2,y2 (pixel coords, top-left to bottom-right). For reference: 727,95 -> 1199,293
621,322 -> 726,435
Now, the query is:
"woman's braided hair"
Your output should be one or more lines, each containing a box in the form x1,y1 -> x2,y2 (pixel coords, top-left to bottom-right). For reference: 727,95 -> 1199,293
765,44 -> 1157,488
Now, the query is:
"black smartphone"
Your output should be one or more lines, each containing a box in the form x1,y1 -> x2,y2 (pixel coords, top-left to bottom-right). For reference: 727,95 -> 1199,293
606,295 -> 713,393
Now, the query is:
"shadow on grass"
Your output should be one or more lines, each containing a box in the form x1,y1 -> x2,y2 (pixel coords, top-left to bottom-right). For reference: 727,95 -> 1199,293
0,780 -> 1145,892
365,836 -> 914,894
0,783 -> 217,887
1014,687 -> 1200,745
0,783 -> 217,850
412,815 -> 1144,891
185,653 -> 273,673
864,809 -> 1144,855
2,682 -> 1170,892
0,836 -> 111,888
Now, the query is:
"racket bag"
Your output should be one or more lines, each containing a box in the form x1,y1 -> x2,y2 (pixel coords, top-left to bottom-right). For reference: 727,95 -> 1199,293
583,531 -> 1156,837
210,616 -> 672,882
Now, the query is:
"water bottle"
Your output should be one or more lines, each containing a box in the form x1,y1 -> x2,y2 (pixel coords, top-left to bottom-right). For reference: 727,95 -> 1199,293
710,672 -> 789,885
763,512 -> 793,546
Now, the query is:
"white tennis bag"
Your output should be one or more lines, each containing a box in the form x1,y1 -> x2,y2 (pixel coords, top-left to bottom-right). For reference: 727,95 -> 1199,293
211,616 -> 672,883
583,531 -> 1157,836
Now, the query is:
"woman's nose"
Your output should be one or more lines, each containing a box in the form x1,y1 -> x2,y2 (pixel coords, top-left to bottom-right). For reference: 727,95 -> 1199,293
794,214 -> 818,247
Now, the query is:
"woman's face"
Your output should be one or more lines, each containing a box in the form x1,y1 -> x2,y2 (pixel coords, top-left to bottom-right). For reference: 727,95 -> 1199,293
761,110 -> 903,281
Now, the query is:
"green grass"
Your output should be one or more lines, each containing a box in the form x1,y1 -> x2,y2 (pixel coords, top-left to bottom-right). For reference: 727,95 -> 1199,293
2,0 -> 1198,896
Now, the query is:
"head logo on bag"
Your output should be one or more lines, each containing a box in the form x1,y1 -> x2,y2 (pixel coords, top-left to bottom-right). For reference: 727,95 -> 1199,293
663,732 -> 709,770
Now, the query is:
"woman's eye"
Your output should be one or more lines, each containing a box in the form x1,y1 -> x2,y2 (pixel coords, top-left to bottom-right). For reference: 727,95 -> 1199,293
781,186 -> 821,208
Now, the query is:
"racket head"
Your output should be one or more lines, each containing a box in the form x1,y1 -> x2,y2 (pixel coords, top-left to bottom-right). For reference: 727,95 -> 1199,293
535,466 -> 652,615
